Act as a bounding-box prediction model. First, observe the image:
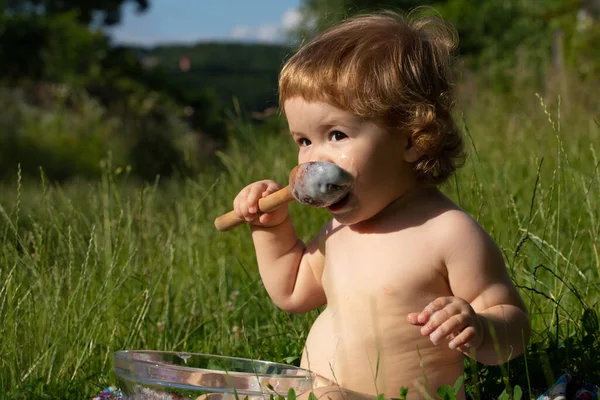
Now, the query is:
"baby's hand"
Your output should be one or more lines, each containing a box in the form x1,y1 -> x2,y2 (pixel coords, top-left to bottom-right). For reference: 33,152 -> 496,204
233,180 -> 289,228
407,296 -> 484,352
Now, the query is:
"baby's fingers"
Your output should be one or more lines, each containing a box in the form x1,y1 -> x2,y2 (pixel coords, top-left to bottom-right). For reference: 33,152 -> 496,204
246,185 -> 267,214
406,312 -> 421,325
428,314 -> 469,346
248,182 -> 282,213
233,185 -> 264,220
450,315 -> 485,351
417,297 -> 454,324
235,199 -> 256,221
448,326 -> 479,350
262,181 -> 282,197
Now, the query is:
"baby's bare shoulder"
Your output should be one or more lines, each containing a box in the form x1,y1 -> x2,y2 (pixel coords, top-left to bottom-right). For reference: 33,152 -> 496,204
417,198 -> 503,260
434,207 -> 498,251
429,205 -> 507,278
431,206 -> 482,236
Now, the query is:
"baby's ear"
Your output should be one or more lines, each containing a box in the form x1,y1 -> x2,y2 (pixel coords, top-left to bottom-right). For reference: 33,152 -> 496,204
403,134 -> 423,163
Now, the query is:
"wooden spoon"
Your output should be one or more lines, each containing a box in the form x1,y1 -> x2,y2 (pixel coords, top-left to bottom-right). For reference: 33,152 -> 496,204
214,161 -> 353,231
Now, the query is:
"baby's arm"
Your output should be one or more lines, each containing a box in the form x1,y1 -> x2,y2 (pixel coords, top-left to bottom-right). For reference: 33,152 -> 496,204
233,180 -> 327,313
408,211 -> 530,365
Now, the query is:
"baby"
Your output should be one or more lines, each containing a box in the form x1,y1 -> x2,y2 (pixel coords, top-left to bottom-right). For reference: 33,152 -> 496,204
231,10 -> 530,400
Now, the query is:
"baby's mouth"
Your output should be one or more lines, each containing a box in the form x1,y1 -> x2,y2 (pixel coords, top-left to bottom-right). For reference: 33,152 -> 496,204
327,192 -> 351,212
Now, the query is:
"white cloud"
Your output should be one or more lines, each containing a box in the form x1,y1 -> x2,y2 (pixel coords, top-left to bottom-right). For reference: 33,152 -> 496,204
229,25 -> 253,40
256,24 -> 280,42
228,8 -> 302,43
281,8 -> 303,32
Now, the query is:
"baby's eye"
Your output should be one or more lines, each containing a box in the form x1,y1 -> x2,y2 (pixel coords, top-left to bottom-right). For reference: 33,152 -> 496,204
297,138 -> 311,147
329,131 -> 348,142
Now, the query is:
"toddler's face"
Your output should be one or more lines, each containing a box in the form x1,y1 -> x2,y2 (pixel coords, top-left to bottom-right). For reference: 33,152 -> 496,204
284,97 -> 417,225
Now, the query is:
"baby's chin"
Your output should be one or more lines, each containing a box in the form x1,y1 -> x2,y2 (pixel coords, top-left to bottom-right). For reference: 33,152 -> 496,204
329,205 -> 370,226
331,214 -> 357,226
327,205 -> 356,225
332,213 -> 381,227
330,200 -> 395,227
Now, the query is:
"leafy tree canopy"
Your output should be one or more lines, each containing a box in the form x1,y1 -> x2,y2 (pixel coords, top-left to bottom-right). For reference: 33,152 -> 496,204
293,0 -> 587,63
2,0 -> 149,25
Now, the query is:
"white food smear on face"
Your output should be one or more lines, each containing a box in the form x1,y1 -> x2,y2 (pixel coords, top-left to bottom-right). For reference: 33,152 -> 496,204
299,163 -> 349,201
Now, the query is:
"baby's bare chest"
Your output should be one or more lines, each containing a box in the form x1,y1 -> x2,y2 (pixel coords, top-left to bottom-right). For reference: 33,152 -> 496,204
320,228 -> 449,305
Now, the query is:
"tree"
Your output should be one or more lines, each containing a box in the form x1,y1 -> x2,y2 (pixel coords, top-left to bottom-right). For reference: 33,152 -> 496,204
292,0 -> 447,39
0,12 -> 109,82
2,0 -> 149,25
293,0 -> 592,74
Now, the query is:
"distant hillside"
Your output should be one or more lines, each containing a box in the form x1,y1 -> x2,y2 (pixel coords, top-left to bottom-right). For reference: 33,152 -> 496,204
137,42 -> 292,113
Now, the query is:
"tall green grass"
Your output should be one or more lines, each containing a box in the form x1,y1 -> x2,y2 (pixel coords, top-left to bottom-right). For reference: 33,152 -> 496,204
0,89 -> 598,399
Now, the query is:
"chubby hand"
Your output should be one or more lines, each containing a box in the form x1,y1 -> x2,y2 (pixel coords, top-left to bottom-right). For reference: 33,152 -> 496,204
233,180 -> 289,228
407,296 -> 485,352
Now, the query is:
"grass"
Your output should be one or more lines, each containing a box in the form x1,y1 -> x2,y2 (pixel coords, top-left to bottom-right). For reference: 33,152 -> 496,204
0,87 -> 599,399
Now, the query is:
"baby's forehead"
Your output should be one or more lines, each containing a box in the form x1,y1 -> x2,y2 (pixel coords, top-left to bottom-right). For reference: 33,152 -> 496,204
284,98 -> 365,123
285,105 -> 389,138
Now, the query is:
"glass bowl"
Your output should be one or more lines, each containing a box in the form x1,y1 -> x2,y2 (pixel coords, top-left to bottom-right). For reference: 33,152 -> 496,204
113,350 -> 319,400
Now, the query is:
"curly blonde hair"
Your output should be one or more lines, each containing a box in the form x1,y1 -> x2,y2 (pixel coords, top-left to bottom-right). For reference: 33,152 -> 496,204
279,9 -> 465,185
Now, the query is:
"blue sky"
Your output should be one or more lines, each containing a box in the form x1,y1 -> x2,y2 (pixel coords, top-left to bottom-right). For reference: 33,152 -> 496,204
107,0 -> 303,46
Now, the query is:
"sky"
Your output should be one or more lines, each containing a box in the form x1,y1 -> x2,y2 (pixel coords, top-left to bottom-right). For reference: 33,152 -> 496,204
107,0 -> 303,46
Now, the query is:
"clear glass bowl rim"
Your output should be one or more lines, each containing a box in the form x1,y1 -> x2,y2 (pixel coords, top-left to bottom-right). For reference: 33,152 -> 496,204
113,350 -> 315,378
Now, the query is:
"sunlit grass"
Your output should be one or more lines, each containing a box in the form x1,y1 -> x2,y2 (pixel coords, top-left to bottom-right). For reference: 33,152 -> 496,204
0,88 -> 599,399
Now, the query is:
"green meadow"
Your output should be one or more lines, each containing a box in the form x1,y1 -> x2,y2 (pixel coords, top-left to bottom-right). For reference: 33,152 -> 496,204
0,82 -> 599,399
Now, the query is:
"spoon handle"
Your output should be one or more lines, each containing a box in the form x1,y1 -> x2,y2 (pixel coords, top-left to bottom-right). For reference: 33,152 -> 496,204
214,186 -> 294,232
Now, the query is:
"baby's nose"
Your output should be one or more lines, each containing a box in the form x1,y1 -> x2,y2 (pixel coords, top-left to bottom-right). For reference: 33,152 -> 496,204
304,146 -> 336,165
